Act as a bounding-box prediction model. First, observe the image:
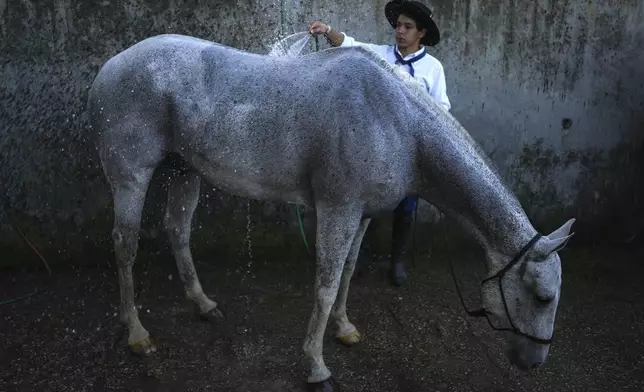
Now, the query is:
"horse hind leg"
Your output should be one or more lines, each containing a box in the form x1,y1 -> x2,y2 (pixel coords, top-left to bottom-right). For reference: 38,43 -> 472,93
163,167 -> 223,321
108,165 -> 158,356
99,112 -> 167,355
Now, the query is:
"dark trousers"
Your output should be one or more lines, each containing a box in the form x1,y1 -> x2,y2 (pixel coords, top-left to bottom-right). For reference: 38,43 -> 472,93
395,196 -> 418,218
355,196 -> 417,285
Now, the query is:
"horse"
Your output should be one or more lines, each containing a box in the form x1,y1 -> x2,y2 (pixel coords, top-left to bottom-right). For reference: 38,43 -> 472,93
87,33 -> 575,391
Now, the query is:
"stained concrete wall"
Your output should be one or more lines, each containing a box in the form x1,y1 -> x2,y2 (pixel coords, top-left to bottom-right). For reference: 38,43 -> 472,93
1,0 -> 643,265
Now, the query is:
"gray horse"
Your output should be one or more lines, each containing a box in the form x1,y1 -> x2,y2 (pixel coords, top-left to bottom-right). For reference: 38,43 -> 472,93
87,33 -> 574,390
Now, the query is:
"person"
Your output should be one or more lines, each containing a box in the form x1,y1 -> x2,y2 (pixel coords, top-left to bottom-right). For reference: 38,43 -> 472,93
309,0 -> 451,286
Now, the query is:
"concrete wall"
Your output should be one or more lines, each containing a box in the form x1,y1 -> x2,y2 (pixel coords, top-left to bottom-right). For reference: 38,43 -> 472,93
305,0 -> 644,241
1,0 -> 643,265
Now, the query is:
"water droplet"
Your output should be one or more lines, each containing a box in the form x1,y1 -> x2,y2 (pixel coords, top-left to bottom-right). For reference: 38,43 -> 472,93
240,200 -> 254,284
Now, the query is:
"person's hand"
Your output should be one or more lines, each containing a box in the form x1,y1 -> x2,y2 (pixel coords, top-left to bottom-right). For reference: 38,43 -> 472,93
308,21 -> 331,35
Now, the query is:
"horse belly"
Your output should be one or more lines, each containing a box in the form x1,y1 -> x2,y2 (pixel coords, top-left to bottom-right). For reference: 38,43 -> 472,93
195,162 -> 309,206
183,136 -> 311,206
170,92 -> 312,202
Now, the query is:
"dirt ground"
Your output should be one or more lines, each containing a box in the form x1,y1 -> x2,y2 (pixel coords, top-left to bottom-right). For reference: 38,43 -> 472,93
1,234 -> 643,392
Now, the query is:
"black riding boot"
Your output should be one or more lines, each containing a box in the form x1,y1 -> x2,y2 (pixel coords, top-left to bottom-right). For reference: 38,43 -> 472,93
390,212 -> 413,287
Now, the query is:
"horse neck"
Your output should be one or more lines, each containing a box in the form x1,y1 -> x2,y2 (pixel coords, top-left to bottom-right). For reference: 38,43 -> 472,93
416,121 -> 538,258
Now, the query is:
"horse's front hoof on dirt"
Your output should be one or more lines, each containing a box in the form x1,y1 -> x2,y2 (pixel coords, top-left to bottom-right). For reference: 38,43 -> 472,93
307,377 -> 340,392
337,329 -> 362,346
199,306 -> 225,324
130,336 -> 157,356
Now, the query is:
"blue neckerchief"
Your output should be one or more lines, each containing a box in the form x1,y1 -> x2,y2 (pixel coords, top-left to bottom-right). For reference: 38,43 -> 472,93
393,47 -> 426,77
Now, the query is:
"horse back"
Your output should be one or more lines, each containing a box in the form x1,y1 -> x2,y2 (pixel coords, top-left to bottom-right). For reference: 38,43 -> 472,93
88,34 -> 422,209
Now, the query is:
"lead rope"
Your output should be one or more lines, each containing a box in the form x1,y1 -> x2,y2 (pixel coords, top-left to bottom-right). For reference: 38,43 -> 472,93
440,217 -> 486,317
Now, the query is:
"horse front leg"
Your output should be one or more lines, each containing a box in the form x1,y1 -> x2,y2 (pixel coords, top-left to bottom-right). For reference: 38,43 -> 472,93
303,203 -> 363,391
332,217 -> 371,346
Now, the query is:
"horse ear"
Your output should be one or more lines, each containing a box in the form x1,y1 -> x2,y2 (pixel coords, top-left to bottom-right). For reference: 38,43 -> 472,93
543,233 -> 574,255
535,219 -> 576,257
547,218 -> 576,241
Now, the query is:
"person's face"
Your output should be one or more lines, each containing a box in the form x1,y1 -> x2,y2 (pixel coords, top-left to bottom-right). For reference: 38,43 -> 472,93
395,13 -> 426,49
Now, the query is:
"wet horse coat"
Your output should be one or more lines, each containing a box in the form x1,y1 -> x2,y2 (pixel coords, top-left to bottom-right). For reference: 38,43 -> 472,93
88,34 -> 574,389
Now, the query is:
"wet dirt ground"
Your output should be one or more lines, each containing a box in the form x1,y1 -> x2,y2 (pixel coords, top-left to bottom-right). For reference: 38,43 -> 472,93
1,233 -> 643,392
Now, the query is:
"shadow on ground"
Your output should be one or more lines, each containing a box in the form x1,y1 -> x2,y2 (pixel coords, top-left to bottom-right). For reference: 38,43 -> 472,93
1,232 -> 643,392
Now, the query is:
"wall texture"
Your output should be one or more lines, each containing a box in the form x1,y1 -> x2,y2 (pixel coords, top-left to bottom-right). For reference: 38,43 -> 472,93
1,0 -> 643,265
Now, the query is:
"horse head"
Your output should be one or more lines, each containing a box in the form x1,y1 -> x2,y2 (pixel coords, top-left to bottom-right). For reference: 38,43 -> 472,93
480,218 -> 575,370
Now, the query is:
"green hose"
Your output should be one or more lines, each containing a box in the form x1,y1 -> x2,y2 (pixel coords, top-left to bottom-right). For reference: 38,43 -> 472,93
0,287 -> 44,306
294,37 -> 320,259
296,205 -> 313,256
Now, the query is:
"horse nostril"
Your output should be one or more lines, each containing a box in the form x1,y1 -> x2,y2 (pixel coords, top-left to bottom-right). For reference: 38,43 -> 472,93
530,362 -> 543,369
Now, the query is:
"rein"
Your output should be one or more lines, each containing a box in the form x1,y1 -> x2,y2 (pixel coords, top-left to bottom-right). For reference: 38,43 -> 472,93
442,228 -> 553,345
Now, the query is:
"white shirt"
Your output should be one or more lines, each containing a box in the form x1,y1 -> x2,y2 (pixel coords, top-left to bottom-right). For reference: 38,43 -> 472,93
339,33 -> 451,111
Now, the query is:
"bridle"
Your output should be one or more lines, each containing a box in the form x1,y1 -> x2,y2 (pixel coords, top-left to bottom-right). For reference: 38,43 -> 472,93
446,232 -> 554,345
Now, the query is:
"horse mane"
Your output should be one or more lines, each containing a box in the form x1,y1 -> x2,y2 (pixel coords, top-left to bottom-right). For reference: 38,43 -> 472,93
334,45 -> 450,116
263,38 -> 516,205
324,45 -> 509,190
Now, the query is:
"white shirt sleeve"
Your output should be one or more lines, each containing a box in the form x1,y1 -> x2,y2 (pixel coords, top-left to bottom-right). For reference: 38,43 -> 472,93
427,63 -> 451,112
339,33 -> 389,56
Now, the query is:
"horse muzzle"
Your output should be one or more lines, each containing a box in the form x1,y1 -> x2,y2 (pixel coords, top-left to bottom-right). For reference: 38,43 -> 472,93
506,335 -> 550,371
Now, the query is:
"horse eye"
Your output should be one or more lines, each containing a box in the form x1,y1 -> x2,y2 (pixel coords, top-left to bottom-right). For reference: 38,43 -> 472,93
535,295 -> 553,304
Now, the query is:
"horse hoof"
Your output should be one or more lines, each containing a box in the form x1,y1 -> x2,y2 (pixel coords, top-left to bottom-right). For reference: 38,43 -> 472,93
130,336 -> 157,356
307,377 -> 340,392
199,306 -> 225,324
337,330 -> 362,346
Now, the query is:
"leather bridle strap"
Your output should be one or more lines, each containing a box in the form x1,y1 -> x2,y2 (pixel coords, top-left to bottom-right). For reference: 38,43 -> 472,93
445,232 -> 554,344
